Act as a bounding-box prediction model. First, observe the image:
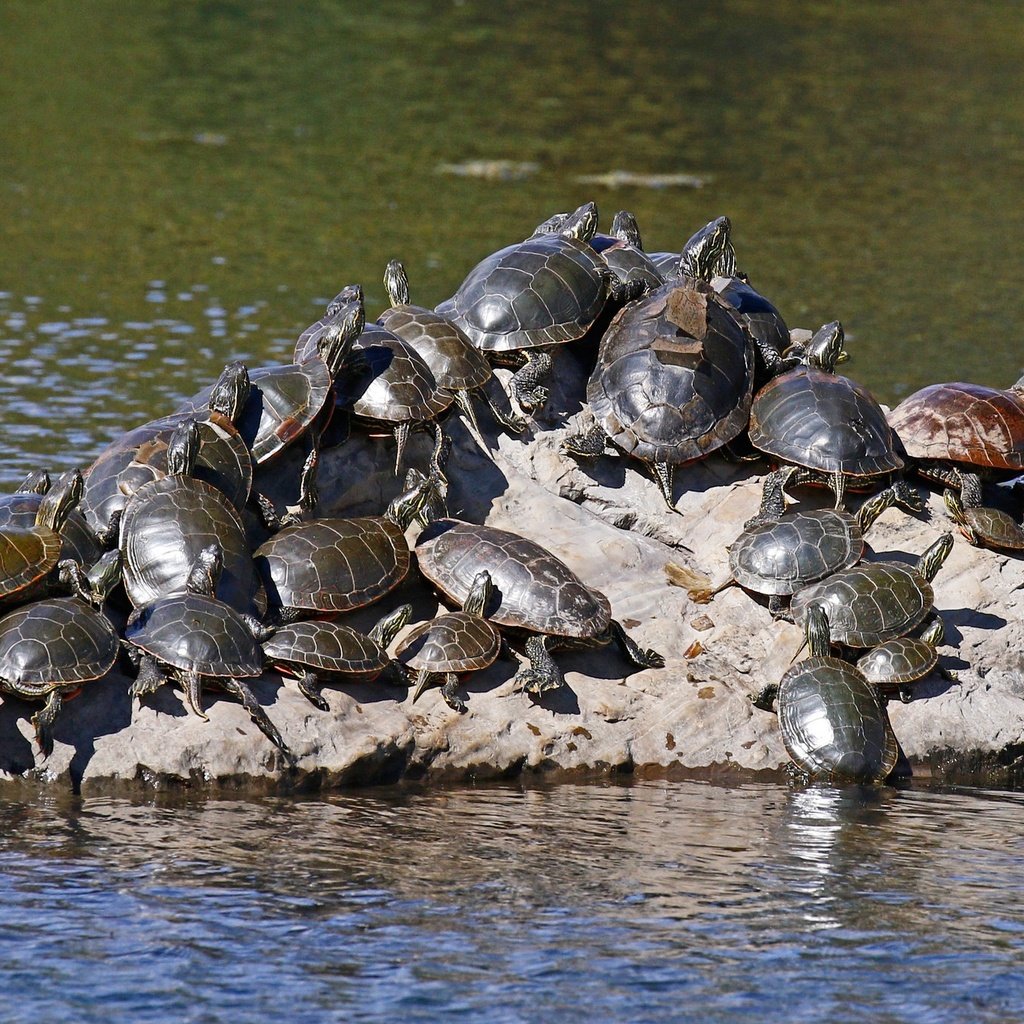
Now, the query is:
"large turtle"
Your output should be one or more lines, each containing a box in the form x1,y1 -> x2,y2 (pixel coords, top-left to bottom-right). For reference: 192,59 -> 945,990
435,202 -> 612,413
752,605 -> 900,784
414,518 -> 664,695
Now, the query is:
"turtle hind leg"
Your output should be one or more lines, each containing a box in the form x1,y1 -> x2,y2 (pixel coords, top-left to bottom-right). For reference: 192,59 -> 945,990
31,690 -> 63,758
477,384 -> 527,434
510,350 -> 552,413
439,674 -> 467,714
130,655 -> 169,699
452,388 -> 484,439
561,424 -> 607,459
513,635 -> 565,696
767,595 -> 793,620
609,620 -> 664,669
296,671 -> 329,712
218,676 -> 295,765
650,463 -> 676,510
392,422 -> 412,476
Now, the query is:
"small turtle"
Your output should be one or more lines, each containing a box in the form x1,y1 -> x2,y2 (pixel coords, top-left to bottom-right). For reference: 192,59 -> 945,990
262,604 -> 412,710
124,544 -> 292,762
752,605 -> 900,784
587,211 -> 664,300
0,596 -> 119,756
857,618 -> 953,704
397,569 -> 503,712
292,284 -> 364,364
789,532 -> 954,648
943,472 -> 1024,552
414,519 -> 664,695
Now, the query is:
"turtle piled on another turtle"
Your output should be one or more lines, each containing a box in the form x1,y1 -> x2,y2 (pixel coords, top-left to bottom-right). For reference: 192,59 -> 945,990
856,617 -> 954,704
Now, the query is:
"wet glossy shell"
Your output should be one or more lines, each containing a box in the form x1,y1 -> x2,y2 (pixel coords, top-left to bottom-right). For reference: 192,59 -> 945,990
777,655 -> 899,783
120,476 -> 257,612
648,251 -> 681,277
729,509 -> 864,596
589,234 -> 664,293
749,366 -> 902,476
254,517 -> 410,613
961,506 -> 1024,550
262,620 -> 390,679
179,361 -> 332,465
0,598 -> 118,697
397,611 -> 501,673
378,305 -> 492,392
857,637 -> 939,687
712,274 -> 790,357
0,493 -> 99,567
125,594 -> 262,677
587,279 -> 754,464
887,381 -> 1024,471
415,519 -> 611,640
0,526 -> 61,600
334,325 -> 451,426
435,234 -> 608,352
790,562 -> 933,648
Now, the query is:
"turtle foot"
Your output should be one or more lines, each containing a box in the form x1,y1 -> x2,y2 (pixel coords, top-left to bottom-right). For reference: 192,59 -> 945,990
296,671 -> 330,712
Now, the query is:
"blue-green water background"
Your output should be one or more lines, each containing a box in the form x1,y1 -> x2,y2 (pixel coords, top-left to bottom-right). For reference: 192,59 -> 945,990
3,2 -> 1024,1020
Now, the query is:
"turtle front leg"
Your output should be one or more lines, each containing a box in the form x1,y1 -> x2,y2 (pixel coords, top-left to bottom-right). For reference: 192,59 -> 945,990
439,674 -> 468,714
750,682 -> 779,712
31,689 -> 63,758
130,654 -> 168,698
829,469 -> 847,510
513,634 -> 565,696
609,620 -> 665,669
296,670 -> 329,712
217,675 -> 295,765
477,384 -> 528,434
93,509 -> 123,550
510,349 -> 553,413
767,595 -> 793,621
452,388 -> 484,438
561,424 -> 607,459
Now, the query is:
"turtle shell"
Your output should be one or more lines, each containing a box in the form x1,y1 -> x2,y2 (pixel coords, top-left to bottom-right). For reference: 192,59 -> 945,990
587,278 -> 754,464
0,598 -> 118,697
378,305 -> 492,393
0,525 -> 61,600
648,251 -> 681,277
790,561 -> 933,648
396,611 -> 501,674
712,274 -> 789,359
589,234 -> 664,294
749,366 -> 902,477
333,325 -> 451,426
729,509 -> 864,596
887,381 -> 1024,471
178,361 -> 332,465
777,655 -> 899,783
435,233 -> 609,353
415,518 -> 611,640
857,637 -> 939,687
262,620 -> 390,680
0,492 -> 99,567
119,476 -> 257,613
959,505 -> 1024,550
254,517 -> 410,614
125,593 -> 263,677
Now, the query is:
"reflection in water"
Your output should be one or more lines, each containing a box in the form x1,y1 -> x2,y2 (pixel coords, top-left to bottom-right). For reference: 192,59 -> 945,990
0,781 -> 1022,1022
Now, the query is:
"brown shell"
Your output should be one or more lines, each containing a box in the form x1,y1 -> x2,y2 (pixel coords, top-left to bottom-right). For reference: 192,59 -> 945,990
396,611 -> 501,673
887,381 -> 1024,471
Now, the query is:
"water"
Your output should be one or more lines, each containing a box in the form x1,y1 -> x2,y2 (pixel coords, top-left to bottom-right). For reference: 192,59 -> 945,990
3,3 -> 1024,1018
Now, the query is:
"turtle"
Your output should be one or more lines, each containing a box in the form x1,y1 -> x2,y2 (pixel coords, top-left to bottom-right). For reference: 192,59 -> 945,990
414,518 -> 664,696
789,532 -> 954,648
434,201 -> 612,413
0,595 -> 120,757
942,473 -> 1024,551
124,544 -> 292,762
747,322 -> 905,509
397,569 -> 503,712
856,617 -> 953,704
253,472 -> 436,622
82,360 -> 254,542
587,211 -> 664,300
292,283 -> 364,364
332,321 -> 453,474
674,465 -> 898,615
119,418 -> 259,614
377,259 -> 526,436
644,215 -> 738,284
561,274 -> 755,508
262,603 -> 413,710
751,605 -> 900,784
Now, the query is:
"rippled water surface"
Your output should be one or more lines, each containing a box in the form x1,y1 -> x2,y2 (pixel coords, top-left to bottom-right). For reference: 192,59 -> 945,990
1,781 -> 1022,1023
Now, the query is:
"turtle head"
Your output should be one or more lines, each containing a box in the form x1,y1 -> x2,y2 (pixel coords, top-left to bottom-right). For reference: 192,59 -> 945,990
326,283 -> 363,317
36,467 -> 84,533
17,469 -> 50,495
941,489 -> 975,543
368,602 -> 413,648
384,259 -> 410,307
318,299 -> 365,378
920,616 -> 945,648
679,215 -> 733,281
185,543 -> 223,597
855,485 -> 897,533
385,472 -> 439,529
75,548 -> 123,603
531,211 -> 569,237
463,570 -> 494,618
208,361 -> 251,423
805,604 -> 833,659
918,531 -> 954,582
805,321 -> 846,373
558,201 -> 599,244
166,418 -> 201,478
610,210 -> 642,249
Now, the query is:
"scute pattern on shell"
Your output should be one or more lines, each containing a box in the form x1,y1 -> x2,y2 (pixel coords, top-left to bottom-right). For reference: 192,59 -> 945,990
415,519 -> 611,639
0,526 -> 61,598
262,621 -> 389,676
254,517 -> 410,613
857,637 -> 939,686
887,381 -> 1024,471
0,493 -> 101,567
397,611 -> 501,674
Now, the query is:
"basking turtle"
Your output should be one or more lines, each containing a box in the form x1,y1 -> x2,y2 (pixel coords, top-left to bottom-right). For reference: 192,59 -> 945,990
414,518 -> 664,695
856,617 -> 952,704
377,260 -> 525,437
397,569 -> 503,712
943,474 -> 1024,551
435,202 -> 612,413
752,605 -> 900,784
562,274 -> 755,508
292,283 -> 364,364
0,596 -> 119,757
262,604 -> 412,710
124,544 -> 292,762
587,211 -> 664,300
254,473 -> 435,621
789,532 -> 954,648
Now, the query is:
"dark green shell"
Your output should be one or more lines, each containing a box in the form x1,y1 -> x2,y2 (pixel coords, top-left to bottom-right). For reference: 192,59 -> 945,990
396,611 -> 501,674
262,620 -> 390,680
